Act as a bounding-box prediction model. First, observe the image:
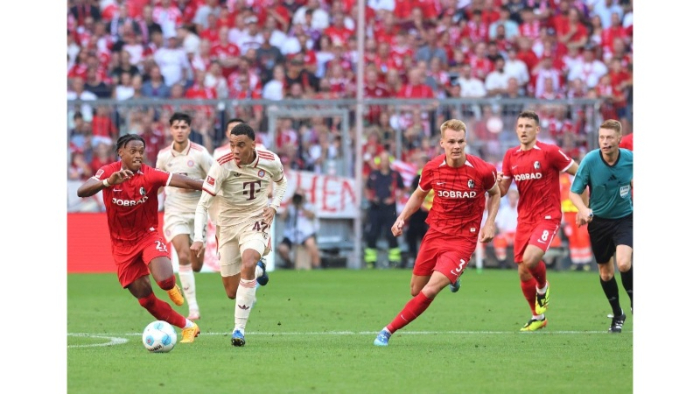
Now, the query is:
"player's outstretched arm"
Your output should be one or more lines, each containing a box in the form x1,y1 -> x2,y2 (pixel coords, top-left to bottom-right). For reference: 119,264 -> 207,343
169,173 -> 204,191
496,172 -> 512,198
77,169 -> 134,197
480,183 -> 501,243
392,187 -> 429,236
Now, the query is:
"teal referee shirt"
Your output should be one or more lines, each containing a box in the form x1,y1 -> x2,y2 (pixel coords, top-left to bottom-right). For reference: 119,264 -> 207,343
571,148 -> 633,219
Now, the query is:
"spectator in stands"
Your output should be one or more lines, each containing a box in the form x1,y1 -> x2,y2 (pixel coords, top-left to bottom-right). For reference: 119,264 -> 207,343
70,0 -> 102,28
69,151 -> 94,181
262,64 -> 286,100
414,27 -> 448,66
567,43 -> 608,89
485,55 -> 509,98
154,34 -> 191,87
84,65 -> 112,99
109,49 -> 140,85
113,71 -> 135,100
489,5 -> 519,40
135,4 -> 162,45
292,0 -> 329,31
203,61 -> 229,99
277,189 -> 322,270
237,16 -> 264,54
256,28 -> 286,83
503,47 -> 530,91
557,6 -> 588,50
285,55 -> 320,95
68,76 -> 98,124
141,65 -> 171,98
152,0 -> 183,40
192,0 -> 221,31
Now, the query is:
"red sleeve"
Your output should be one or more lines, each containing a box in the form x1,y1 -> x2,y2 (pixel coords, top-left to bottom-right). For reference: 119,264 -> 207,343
93,164 -> 115,182
549,144 -> 573,172
418,165 -> 433,191
501,150 -> 512,178
482,162 -> 497,191
147,166 -> 171,188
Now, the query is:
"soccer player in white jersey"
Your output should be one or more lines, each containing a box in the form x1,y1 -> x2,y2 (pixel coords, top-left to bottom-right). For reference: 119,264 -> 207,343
156,112 -> 214,320
191,123 -> 287,347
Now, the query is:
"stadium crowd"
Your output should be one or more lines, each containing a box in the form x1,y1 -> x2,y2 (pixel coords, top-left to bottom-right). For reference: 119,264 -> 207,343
68,0 -> 633,182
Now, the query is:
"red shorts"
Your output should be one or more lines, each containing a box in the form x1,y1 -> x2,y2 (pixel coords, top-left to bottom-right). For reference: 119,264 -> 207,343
112,232 -> 170,288
413,229 -> 477,285
513,219 -> 561,263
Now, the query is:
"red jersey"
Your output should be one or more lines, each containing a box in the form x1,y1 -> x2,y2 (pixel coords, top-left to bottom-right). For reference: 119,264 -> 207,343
419,154 -> 497,237
94,162 -> 172,244
501,141 -> 573,224
620,133 -> 633,151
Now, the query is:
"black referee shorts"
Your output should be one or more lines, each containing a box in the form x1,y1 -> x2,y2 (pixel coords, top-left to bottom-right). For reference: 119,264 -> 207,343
588,213 -> 633,264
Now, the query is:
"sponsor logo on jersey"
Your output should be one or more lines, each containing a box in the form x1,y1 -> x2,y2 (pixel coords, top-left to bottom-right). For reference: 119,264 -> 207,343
258,170 -> 265,178
206,176 -> 215,185
514,172 -> 543,181
112,196 -> 149,206
437,190 -> 478,198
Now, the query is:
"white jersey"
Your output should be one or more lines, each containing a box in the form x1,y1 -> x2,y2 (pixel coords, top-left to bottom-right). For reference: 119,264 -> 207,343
156,141 -> 213,214
210,142 -> 267,224
193,149 -> 288,241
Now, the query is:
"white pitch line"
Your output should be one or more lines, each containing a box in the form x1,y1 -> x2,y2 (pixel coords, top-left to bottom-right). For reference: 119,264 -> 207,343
69,330 -> 627,339
67,333 -> 129,348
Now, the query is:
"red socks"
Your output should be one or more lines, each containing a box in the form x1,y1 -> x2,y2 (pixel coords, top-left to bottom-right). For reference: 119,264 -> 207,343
138,292 -> 186,329
528,261 -> 547,290
156,276 -> 176,291
386,292 -> 434,333
520,278 -> 537,315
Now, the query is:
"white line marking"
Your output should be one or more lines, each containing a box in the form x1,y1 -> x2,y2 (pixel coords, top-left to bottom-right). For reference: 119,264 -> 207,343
68,333 -> 129,348
69,330 -> 627,339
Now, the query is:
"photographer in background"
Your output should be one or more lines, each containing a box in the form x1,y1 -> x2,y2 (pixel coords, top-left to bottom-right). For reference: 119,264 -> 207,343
277,189 -> 322,269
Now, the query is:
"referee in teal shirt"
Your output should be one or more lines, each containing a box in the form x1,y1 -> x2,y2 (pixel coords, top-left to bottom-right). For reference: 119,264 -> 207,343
570,119 -> 633,334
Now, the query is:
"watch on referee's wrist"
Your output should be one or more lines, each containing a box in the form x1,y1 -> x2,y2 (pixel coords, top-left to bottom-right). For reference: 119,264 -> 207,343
102,178 -> 111,188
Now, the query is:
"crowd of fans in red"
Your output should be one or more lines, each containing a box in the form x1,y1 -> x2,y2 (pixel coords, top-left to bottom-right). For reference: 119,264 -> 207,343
68,0 -> 633,183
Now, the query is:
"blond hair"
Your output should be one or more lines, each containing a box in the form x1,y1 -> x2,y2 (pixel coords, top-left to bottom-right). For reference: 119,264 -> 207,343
600,119 -> 622,134
440,119 -> 467,138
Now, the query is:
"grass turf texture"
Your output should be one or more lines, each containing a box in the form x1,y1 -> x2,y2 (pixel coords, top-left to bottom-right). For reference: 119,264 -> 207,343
68,269 -> 632,394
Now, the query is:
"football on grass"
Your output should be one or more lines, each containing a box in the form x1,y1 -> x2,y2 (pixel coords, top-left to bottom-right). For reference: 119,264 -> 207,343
142,320 -> 177,353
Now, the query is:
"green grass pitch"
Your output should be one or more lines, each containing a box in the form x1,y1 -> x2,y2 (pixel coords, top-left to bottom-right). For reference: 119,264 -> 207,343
68,268 -> 632,394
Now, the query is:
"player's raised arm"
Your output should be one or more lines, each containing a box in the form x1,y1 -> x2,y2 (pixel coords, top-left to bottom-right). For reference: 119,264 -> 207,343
77,168 -> 134,197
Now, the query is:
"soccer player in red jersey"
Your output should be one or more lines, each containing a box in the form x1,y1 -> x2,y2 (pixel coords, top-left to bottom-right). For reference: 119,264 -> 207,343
77,134 -> 205,343
619,132 -> 633,151
497,110 -> 584,331
373,119 -> 501,346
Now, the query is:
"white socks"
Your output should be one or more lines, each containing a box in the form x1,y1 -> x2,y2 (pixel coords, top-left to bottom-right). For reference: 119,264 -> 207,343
178,265 -> 199,311
255,264 -> 263,279
234,278 -> 257,331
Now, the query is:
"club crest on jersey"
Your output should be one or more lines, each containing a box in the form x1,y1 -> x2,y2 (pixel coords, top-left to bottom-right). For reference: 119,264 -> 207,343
258,170 -> 265,178
139,187 -> 146,196
468,179 -> 475,189
534,161 -> 541,170
206,176 -> 215,185
187,160 -> 194,167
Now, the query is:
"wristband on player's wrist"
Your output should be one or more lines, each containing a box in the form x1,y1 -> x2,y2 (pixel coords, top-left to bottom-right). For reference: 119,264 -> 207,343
193,238 -> 204,243
102,179 -> 111,187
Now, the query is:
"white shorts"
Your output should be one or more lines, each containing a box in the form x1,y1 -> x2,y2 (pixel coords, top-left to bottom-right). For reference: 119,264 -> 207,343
163,211 -> 206,243
217,217 -> 272,277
